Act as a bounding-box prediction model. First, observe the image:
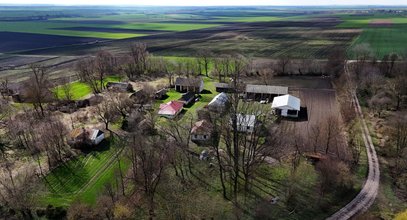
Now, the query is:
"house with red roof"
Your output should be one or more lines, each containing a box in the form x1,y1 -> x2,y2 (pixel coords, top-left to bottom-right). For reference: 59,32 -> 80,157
158,100 -> 184,118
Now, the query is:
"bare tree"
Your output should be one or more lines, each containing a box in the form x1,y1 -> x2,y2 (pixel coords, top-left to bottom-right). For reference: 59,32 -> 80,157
128,133 -> 168,219
322,116 -> 341,155
25,64 -> 52,117
95,50 -> 116,90
326,48 -> 346,78
0,161 -> 37,219
76,58 -> 101,94
351,43 -> 373,80
197,50 -> 212,77
392,116 -> 407,174
389,72 -> 407,110
95,98 -> 119,131
275,56 -> 291,75
126,42 -> 149,79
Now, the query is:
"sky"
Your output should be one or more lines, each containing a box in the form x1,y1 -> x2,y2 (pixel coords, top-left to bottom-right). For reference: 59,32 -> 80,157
0,0 -> 406,6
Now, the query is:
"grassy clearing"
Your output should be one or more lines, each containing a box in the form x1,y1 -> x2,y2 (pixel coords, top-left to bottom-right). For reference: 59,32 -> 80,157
53,75 -> 122,100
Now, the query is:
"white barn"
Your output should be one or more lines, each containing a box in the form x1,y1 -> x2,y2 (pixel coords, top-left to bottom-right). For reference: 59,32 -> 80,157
271,94 -> 301,118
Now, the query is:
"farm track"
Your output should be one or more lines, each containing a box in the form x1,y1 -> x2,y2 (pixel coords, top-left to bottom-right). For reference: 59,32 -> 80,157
327,65 -> 380,219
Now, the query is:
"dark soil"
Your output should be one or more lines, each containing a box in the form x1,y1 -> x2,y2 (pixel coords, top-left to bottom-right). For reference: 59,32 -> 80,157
0,31 -> 102,53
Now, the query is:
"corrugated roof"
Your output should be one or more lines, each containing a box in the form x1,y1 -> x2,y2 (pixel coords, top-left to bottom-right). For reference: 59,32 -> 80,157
271,94 -> 301,111
246,84 -> 288,95
175,77 -> 203,87
208,92 -> 228,107
191,120 -> 213,134
158,101 -> 184,116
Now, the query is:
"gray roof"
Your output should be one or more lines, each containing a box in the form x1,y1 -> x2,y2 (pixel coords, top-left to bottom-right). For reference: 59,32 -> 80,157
215,83 -> 232,88
246,84 -> 288,95
175,77 -> 203,87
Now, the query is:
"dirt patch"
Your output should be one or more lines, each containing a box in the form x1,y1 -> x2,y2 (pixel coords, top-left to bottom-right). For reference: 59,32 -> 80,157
369,19 -> 393,27
279,88 -> 349,159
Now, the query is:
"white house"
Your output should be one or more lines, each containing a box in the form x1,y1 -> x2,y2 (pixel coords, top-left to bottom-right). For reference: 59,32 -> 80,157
90,129 -> 105,145
233,114 -> 256,133
271,94 -> 301,118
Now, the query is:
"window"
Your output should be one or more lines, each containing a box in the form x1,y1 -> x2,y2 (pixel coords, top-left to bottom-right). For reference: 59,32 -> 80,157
247,126 -> 251,130
194,135 -> 198,139
203,135 -> 207,139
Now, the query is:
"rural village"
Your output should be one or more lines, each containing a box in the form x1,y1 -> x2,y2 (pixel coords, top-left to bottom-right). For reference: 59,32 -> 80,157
0,5 -> 406,220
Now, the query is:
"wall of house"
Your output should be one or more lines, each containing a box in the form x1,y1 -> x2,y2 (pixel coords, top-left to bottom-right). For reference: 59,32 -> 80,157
192,134 -> 210,141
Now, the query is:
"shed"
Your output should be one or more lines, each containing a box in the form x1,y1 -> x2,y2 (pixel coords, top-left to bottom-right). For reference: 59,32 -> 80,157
175,77 -> 204,93
179,91 -> 196,106
215,83 -> 234,93
245,85 -> 288,101
271,94 -> 301,118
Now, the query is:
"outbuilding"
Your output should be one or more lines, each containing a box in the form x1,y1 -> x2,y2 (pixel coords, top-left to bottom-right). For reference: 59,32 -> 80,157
175,77 -> 204,93
271,94 -> 301,118
245,85 -> 288,101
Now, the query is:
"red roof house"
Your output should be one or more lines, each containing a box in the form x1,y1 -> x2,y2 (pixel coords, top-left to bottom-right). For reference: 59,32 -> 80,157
158,101 -> 184,118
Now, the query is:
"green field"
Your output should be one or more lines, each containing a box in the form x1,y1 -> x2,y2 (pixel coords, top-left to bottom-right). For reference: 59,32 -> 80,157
337,14 -> 407,58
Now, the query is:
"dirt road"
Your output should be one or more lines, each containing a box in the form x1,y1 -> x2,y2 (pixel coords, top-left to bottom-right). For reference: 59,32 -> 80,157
327,90 -> 380,218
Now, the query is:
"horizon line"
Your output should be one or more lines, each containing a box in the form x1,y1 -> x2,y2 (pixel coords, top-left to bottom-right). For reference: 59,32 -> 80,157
0,4 -> 407,7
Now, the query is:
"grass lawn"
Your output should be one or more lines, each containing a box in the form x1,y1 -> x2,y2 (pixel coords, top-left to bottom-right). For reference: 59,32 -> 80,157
39,136 -> 131,207
53,75 -> 122,100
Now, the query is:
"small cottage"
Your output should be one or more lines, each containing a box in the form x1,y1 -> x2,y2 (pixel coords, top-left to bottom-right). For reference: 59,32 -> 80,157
191,120 -> 213,142
158,100 -> 184,118
68,128 -> 105,148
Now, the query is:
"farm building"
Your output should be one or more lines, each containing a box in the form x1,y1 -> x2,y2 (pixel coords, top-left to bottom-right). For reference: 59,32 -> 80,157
233,114 -> 257,133
215,83 -> 234,93
158,100 -> 184,118
191,120 -> 213,142
106,82 -> 134,93
175,77 -> 204,93
245,85 -> 288,101
155,88 -> 168,99
179,91 -> 196,106
271,94 -> 301,118
67,128 -> 104,148
207,92 -> 228,111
